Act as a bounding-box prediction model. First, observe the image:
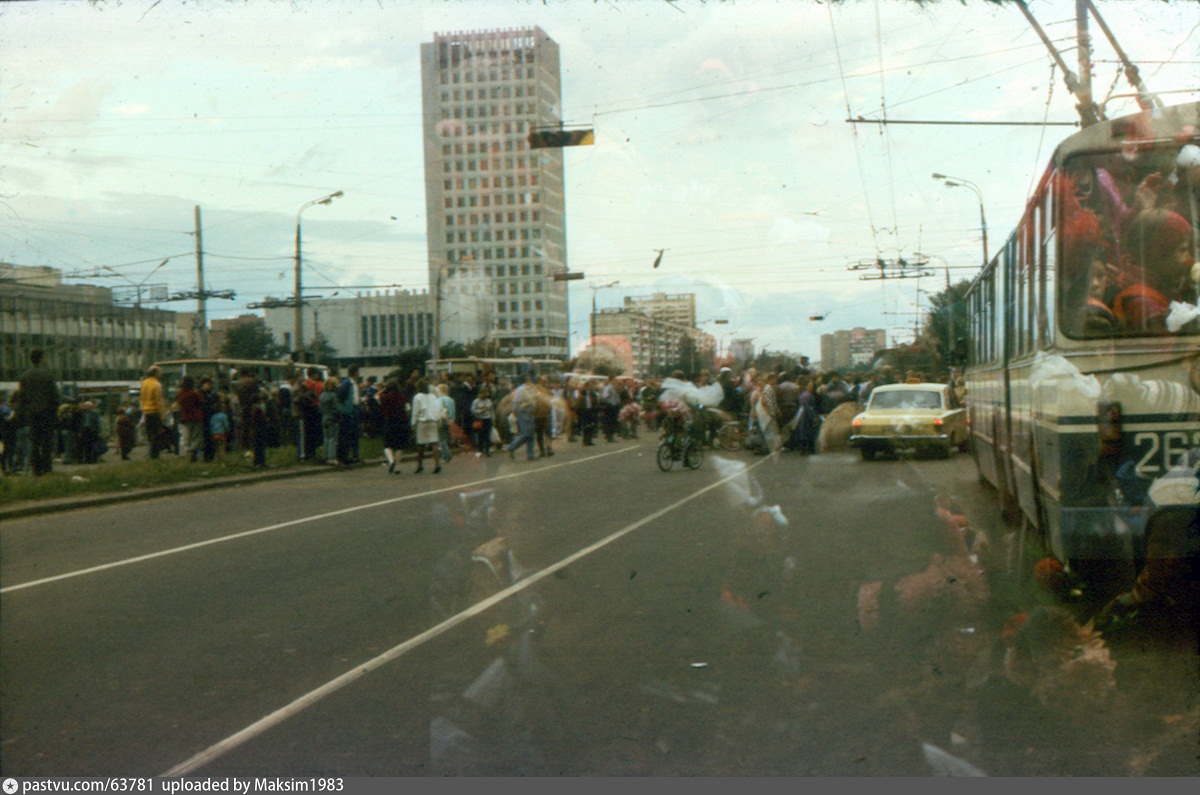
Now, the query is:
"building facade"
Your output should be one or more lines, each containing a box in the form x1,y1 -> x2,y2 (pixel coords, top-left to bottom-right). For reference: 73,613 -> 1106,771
592,307 -> 715,378
819,327 -> 888,372
0,263 -> 177,385
420,27 -> 569,360
262,287 -> 488,369
622,292 -> 696,329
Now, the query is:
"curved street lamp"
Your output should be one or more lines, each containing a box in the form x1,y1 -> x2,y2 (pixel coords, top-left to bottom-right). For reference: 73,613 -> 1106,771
588,280 -> 620,354
932,173 -> 988,268
294,190 -> 344,360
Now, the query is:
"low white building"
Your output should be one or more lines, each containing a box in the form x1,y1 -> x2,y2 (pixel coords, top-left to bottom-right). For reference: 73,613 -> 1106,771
262,283 -> 489,368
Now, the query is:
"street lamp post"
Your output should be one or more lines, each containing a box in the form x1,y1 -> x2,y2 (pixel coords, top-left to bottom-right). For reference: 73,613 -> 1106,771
932,173 -> 988,267
294,190 -> 344,361
588,279 -> 619,355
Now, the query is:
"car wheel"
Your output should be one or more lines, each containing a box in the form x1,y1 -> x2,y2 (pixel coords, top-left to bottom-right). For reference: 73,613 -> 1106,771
860,446 -> 876,461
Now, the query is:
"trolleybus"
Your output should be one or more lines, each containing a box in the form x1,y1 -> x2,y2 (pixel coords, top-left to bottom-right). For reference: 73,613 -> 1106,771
964,102 -> 1199,597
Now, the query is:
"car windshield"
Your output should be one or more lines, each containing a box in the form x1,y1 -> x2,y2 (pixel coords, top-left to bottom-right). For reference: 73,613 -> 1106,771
869,389 -> 943,410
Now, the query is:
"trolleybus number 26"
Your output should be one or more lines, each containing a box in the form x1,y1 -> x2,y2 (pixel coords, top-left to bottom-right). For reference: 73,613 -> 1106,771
1133,431 -> 1200,477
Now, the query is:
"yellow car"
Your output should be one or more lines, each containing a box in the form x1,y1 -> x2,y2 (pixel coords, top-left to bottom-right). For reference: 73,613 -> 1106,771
850,382 -> 968,461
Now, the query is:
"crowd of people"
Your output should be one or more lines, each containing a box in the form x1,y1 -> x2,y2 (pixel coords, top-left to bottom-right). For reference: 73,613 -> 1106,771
2,347 -> 966,479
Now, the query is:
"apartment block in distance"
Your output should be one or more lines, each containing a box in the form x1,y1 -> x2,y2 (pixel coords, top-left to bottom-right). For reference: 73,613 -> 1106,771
819,327 -> 887,372
420,27 -> 569,359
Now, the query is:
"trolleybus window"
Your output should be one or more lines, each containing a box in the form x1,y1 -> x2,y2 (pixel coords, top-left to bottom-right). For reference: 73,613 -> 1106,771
1059,146 -> 1200,339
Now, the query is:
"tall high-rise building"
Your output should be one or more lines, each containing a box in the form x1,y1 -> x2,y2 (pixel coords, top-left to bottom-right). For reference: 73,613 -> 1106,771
420,27 -> 568,360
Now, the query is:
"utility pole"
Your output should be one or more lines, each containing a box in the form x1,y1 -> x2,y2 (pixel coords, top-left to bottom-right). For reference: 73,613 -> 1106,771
194,205 -> 209,356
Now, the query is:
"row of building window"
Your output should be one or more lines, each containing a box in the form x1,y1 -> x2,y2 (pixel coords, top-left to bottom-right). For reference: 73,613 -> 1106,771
360,313 -> 433,350
442,163 -> 538,186
442,149 -> 536,168
496,299 -> 544,313
442,195 -> 541,216
445,227 -> 541,243
441,84 -> 536,103
446,246 -> 546,263
444,141 -> 515,158
443,103 -> 543,120
495,317 -> 544,331
447,263 -> 544,278
440,182 -> 542,206
439,66 -> 538,84
443,280 -> 546,297
436,122 -> 531,140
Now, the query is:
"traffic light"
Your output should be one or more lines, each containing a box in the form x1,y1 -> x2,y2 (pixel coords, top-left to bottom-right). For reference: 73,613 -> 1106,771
528,128 -> 594,149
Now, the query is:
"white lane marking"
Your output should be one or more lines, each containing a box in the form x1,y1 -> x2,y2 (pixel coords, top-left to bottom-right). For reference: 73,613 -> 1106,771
162,456 -> 767,776
1,446 -> 636,594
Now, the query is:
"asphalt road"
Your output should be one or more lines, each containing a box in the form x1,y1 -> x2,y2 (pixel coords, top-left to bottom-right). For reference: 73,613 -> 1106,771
2,439 -> 1197,776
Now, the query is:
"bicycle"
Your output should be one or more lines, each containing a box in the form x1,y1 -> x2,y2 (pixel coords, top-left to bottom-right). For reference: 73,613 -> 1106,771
656,406 -> 703,471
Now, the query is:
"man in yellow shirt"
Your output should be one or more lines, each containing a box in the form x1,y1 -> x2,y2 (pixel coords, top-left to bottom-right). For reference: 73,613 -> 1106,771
140,365 -> 166,459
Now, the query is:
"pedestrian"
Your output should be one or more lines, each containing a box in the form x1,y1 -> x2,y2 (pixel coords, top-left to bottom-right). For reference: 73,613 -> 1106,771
199,376 -> 218,462
57,402 -> 78,465
176,375 -> 206,462
506,372 -> 538,461
337,365 -> 362,464
76,400 -> 104,463
318,377 -> 342,465
116,403 -> 136,460
297,367 -> 324,462
378,379 -> 408,474
15,349 -> 60,476
600,375 -> 621,442
210,396 -> 231,463
234,367 -> 261,453
411,378 -> 445,474
533,375 -> 554,457
756,372 -> 783,457
580,380 -> 600,446
248,387 -> 269,469
470,385 -> 495,457
140,365 -> 166,460
437,382 -> 456,462
0,391 -> 14,474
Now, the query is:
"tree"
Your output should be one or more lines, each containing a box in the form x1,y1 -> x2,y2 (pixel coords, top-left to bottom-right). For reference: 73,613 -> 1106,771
392,346 -> 431,381
306,332 -> 338,365
921,279 -> 971,368
751,349 -> 804,374
666,335 -> 700,377
220,319 -> 285,361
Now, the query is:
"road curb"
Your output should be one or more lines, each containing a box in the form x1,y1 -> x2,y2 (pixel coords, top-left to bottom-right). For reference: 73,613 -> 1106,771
0,459 -> 379,521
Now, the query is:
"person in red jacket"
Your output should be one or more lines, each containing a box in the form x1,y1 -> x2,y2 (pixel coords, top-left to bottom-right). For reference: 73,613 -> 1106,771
1113,208 -> 1194,332
175,375 -> 206,462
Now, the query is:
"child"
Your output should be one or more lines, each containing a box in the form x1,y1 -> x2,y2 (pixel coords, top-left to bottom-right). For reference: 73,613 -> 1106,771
116,404 -> 136,460
210,398 -> 231,463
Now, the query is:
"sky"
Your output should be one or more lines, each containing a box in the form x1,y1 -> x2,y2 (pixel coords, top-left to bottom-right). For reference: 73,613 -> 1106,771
2,0 -> 1197,359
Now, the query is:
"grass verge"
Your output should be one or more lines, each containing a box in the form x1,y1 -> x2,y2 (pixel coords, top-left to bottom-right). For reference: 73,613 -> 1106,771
0,439 -> 383,507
